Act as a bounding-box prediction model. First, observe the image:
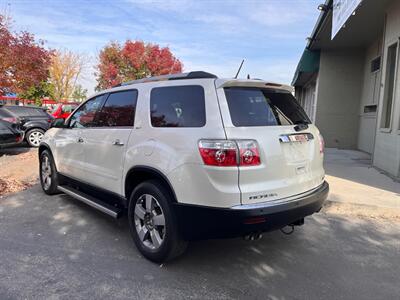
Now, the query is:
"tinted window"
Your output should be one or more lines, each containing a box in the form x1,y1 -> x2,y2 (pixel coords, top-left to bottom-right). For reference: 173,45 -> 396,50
0,108 -> 15,118
6,106 -> 47,117
69,95 -> 105,128
224,88 -> 310,127
150,85 -> 205,127
0,120 -> 8,130
96,90 -> 137,127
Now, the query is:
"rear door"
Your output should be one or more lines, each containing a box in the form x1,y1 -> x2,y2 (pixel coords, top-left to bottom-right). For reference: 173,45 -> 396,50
216,84 -> 325,205
80,89 -> 137,195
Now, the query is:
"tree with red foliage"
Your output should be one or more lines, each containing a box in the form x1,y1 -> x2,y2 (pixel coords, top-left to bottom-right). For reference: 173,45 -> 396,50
0,15 -> 52,96
96,40 -> 183,90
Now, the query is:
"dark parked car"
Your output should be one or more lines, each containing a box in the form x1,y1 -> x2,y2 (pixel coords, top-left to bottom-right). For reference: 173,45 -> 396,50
0,119 -> 24,148
0,105 -> 53,147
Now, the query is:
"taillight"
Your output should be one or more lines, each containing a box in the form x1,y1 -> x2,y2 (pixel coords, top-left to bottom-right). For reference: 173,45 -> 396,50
237,140 -> 261,166
2,117 -> 18,124
319,134 -> 325,154
198,140 -> 237,166
198,139 -> 261,167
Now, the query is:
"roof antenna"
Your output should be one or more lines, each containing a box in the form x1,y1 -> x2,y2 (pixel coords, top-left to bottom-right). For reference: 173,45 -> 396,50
234,59 -> 245,79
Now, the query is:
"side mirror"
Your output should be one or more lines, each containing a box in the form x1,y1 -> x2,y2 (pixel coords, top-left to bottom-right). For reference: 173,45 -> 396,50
52,118 -> 67,128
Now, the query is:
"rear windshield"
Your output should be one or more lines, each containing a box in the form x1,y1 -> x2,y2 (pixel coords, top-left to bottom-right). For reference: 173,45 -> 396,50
224,87 -> 310,127
0,108 -> 15,118
5,106 -> 48,117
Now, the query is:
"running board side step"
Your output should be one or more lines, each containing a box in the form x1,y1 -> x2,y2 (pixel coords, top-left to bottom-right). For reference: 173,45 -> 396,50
57,185 -> 122,218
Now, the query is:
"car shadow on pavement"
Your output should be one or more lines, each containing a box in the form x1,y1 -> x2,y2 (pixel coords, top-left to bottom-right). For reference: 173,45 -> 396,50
0,144 -> 31,157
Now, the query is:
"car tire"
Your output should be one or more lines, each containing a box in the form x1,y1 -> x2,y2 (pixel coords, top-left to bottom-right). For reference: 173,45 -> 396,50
26,128 -> 45,147
128,180 -> 187,263
39,150 -> 60,195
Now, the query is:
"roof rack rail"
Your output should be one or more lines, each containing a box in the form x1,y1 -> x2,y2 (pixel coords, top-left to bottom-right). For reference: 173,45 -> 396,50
113,71 -> 217,87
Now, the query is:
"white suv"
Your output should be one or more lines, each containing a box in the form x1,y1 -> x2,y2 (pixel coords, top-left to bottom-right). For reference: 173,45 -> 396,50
39,71 -> 329,262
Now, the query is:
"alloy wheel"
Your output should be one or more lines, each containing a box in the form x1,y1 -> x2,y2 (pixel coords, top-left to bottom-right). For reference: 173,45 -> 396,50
29,131 -> 44,147
134,194 -> 166,250
41,155 -> 52,190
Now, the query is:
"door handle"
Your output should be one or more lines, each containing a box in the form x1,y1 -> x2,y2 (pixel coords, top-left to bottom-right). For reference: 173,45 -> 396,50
112,139 -> 124,146
77,137 -> 84,143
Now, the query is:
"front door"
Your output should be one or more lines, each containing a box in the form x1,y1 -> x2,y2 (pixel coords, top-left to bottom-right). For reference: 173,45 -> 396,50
80,89 -> 138,195
53,127 -> 85,179
58,94 -> 106,181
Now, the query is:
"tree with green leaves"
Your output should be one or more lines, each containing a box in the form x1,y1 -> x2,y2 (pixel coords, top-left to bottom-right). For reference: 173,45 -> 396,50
72,84 -> 88,102
18,81 -> 54,106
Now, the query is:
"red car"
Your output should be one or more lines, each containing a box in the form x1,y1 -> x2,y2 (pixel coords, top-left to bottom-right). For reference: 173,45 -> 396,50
51,103 -> 79,119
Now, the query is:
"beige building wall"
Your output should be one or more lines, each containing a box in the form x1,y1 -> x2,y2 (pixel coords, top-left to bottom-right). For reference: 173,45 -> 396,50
315,49 -> 365,149
373,0 -> 400,177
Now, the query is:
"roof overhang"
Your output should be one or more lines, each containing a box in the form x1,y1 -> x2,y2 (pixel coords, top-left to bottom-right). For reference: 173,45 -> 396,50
292,0 -> 394,87
291,49 -> 320,86
309,0 -> 393,50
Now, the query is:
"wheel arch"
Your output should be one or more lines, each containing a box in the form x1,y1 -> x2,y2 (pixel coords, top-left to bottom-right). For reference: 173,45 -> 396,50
38,142 -> 51,159
25,125 -> 47,133
124,166 -> 178,206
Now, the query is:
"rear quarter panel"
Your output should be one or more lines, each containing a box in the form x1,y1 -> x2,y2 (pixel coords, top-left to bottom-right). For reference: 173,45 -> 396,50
215,82 -> 325,205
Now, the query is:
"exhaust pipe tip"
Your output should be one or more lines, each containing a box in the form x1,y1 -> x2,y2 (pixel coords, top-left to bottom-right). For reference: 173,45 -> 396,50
243,232 -> 263,241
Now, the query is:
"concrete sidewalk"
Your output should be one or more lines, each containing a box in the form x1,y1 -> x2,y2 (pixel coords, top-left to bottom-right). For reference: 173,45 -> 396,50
324,148 -> 400,209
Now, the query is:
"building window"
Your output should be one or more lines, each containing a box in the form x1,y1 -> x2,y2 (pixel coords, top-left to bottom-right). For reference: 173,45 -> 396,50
364,105 -> 377,113
380,43 -> 398,129
371,56 -> 381,73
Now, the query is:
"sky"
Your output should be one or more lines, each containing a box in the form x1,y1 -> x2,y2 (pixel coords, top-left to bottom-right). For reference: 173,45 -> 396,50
3,0 -> 321,95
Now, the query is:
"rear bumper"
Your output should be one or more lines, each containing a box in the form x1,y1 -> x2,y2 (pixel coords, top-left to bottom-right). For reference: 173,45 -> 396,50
0,132 -> 24,148
174,181 -> 329,240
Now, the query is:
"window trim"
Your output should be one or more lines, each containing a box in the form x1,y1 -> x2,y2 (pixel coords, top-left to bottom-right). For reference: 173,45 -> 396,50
149,85 -> 207,128
370,56 -> 381,74
94,89 -> 138,128
380,40 -> 399,132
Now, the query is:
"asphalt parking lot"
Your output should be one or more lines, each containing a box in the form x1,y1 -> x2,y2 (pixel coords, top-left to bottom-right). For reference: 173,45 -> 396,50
0,185 -> 399,299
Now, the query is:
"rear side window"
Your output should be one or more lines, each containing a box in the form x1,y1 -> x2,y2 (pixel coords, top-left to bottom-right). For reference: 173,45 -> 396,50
150,85 -> 206,127
96,90 -> 138,127
224,88 -> 310,127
